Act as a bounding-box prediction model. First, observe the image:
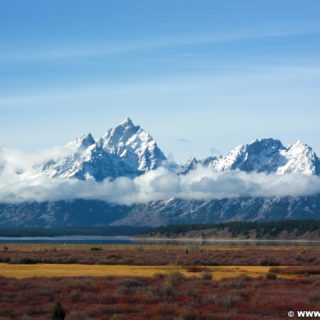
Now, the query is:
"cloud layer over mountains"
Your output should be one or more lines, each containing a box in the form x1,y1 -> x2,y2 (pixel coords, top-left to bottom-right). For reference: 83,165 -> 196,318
1,118 -> 320,205
1,146 -> 320,205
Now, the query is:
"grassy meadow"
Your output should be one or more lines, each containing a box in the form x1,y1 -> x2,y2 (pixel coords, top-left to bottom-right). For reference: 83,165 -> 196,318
0,263 -> 295,280
0,243 -> 320,319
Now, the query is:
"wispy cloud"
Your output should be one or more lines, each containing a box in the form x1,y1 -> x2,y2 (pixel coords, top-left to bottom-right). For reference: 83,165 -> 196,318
0,24 -> 319,63
1,64 -> 319,108
1,151 -> 320,204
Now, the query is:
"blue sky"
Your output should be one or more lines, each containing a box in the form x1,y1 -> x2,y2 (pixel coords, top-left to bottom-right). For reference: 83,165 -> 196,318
1,0 -> 320,163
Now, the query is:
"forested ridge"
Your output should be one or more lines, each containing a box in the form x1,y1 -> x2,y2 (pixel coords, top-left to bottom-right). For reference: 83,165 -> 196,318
150,220 -> 320,238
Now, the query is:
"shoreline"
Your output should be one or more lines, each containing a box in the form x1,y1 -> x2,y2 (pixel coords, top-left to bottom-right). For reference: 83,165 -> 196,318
135,236 -> 320,242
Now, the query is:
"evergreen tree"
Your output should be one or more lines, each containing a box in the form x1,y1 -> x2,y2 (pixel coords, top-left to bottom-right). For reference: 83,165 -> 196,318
51,302 -> 66,320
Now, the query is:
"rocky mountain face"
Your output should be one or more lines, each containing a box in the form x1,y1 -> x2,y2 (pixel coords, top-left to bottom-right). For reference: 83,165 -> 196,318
40,117 -> 167,181
0,200 -> 132,227
183,138 -> 320,176
1,119 -> 320,227
112,195 -> 320,227
1,195 -> 320,227
39,124 -> 320,181
101,117 -> 166,172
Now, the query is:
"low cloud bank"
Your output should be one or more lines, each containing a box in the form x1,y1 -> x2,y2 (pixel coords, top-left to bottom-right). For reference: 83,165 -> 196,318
1,147 -> 320,204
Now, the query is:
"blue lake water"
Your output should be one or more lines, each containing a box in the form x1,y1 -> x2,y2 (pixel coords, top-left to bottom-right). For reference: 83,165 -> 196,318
0,236 -> 135,244
0,236 -> 319,246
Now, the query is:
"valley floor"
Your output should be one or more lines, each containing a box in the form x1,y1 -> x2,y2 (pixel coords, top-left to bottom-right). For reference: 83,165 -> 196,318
0,263 -> 295,280
0,243 -> 319,319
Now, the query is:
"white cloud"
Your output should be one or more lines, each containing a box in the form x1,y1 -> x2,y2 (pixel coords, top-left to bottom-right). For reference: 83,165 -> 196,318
0,145 -> 77,175
1,25 -> 319,63
0,148 -> 320,205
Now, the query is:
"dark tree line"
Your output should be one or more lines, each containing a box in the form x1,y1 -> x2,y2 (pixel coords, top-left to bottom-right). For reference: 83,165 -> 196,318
152,220 -> 320,237
0,226 -> 153,237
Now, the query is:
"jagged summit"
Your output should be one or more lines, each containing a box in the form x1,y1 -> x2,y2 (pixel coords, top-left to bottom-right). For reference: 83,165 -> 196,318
40,118 -> 167,180
210,138 -> 286,173
36,118 -> 320,180
101,117 -> 141,154
180,156 -> 217,175
249,138 -> 284,149
4,126 -> 320,227
68,133 -> 96,149
277,140 -> 320,175
121,116 -> 134,126
180,157 -> 200,174
100,118 -> 166,171
288,140 -> 310,152
181,138 -> 320,176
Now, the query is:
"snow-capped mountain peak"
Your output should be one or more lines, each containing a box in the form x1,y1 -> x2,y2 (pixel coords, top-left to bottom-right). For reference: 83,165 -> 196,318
67,133 -> 96,150
180,156 -> 218,174
180,157 -> 200,174
40,118 -> 167,180
190,138 -> 319,176
121,116 -> 135,127
101,117 -> 141,153
34,117 -> 320,181
101,118 -> 167,171
208,138 -> 285,173
288,140 -> 310,152
277,140 -> 320,175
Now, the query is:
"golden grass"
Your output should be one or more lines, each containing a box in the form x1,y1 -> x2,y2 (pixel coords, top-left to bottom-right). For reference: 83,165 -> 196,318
2,243 -> 319,252
0,263 -> 296,280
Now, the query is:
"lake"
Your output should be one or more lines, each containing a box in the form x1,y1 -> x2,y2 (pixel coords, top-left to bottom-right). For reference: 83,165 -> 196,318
0,236 -> 319,246
0,236 -> 135,244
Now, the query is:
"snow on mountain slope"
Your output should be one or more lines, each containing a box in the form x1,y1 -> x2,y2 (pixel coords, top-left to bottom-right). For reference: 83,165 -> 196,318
277,140 -> 320,175
186,138 -> 320,176
41,134 -> 132,180
40,118 -> 167,181
41,131 -> 320,181
2,124 -> 320,227
180,157 -> 201,174
100,117 -> 167,171
111,195 -> 320,227
208,138 -> 287,173
1,195 -> 320,227
180,156 -> 217,175
67,133 -> 95,149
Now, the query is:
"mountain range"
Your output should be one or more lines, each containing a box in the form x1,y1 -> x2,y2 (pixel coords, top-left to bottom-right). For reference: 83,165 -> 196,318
38,117 -> 320,180
1,117 -> 320,227
40,117 -> 167,181
181,138 -> 320,176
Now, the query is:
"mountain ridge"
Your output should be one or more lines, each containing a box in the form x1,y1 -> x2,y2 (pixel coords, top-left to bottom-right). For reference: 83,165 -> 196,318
183,137 -> 320,176
38,119 -> 320,180
1,195 -> 320,227
40,117 -> 167,181
1,118 -> 320,227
